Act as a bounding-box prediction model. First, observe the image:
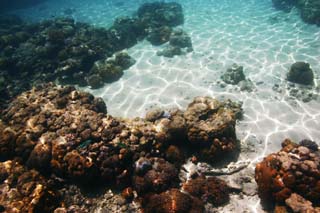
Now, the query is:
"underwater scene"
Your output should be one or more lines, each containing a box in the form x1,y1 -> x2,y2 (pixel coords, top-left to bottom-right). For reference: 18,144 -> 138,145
0,0 -> 320,212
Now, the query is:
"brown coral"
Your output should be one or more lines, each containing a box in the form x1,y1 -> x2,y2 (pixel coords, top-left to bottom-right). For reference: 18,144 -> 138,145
133,157 -> 179,194
184,96 -> 241,162
255,139 -> 320,210
0,160 -> 60,212
182,175 -> 230,206
142,188 -> 204,213
0,83 -> 243,212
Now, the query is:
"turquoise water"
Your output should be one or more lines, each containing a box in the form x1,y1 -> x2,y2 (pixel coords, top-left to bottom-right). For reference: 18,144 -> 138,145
2,0 -> 320,212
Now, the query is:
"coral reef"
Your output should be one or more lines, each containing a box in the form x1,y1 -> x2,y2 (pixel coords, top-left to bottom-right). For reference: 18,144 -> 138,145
221,63 -> 246,85
137,2 -> 184,28
0,2 -> 190,106
88,52 -> 136,88
182,175 -> 230,206
142,188 -> 204,213
297,0 -> 320,25
287,62 -> 314,85
146,26 -> 172,46
157,28 -> 193,58
0,160 -> 60,212
0,16 -> 138,104
133,157 -> 179,194
0,83 -> 131,184
184,96 -> 241,163
220,63 -> 255,92
285,193 -> 320,212
0,83 -> 242,212
255,139 -> 320,210
272,0 -> 320,25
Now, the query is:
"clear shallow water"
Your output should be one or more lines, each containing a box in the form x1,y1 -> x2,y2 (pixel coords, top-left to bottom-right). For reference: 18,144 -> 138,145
10,1 -> 320,211
12,0 -> 320,152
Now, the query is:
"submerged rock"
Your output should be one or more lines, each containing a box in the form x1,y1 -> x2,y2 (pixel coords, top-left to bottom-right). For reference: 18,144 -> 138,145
133,157 -> 179,194
287,62 -> 314,85
184,96 -> 241,163
182,175 -> 230,206
221,63 -> 246,85
272,0 -> 320,25
142,188 -> 204,213
297,0 -> 320,25
0,83 -> 243,212
255,139 -> 320,210
147,26 -> 172,46
88,51 -> 135,88
137,2 -> 184,28
0,2 -> 187,105
156,28 -> 193,58
0,160 -> 60,212
169,28 -> 193,49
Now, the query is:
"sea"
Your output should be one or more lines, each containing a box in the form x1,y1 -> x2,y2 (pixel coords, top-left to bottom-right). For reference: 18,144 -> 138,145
1,0 -> 320,212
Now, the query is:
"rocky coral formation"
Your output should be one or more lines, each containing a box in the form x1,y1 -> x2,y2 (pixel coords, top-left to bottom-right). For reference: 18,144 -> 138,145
0,83 -> 242,212
287,61 -> 314,85
0,16 -> 138,104
255,139 -> 320,211
182,175 -> 230,206
272,0 -> 320,25
146,26 -> 172,46
133,157 -> 179,194
0,2 -> 190,107
272,79 -> 319,103
184,97 -> 242,163
285,193 -> 320,212
137,2 -> 184,28
297,0 -> 320,25
220,63 -> 255,92
142,188 -> 204,213
221,64 -> 246,85
88,52 -> 136,88
0,83 -> 130,184
137,3 -> 192,57
157,28 -> 193,58
0,160 -> 60,212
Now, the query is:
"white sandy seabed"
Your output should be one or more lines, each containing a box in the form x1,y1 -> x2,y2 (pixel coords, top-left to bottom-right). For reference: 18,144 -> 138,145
13,0 -> 320,212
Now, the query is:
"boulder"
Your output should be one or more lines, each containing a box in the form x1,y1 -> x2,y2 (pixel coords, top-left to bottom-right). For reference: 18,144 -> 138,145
287,62 -> 314,85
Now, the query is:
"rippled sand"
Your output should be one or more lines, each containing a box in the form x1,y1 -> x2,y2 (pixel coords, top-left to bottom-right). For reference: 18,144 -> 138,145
12,0 -> 320,212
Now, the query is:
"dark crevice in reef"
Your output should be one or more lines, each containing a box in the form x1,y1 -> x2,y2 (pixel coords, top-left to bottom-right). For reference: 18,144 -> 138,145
0,2 -> 192,110
272,0 -> 320,25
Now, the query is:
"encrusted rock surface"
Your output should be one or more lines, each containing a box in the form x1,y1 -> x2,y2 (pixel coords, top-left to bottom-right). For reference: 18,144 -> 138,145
182,175 -> 230,206
142,188 -> 204,213
0,2 -> 190,106
0,83 -> 242,212
297,0 -> 320,25
137,2 -> 184,28
221,63 -> 246,85
255,139 -> 320,211
157,28 -> 193,58
272,0 -> 320,25
184,96 -> 241,163
133,157 -> 179,194
287,62 -> 314,85
0,160 -> 60,212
